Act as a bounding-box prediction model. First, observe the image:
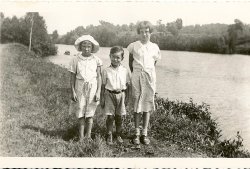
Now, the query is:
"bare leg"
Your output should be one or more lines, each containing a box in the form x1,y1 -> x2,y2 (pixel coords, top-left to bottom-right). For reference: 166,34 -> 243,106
115,115 -> 122,136
141,112 -> 150,145
106,115 -> 114,134
132,112 -> 141,144
79,117 -> 85,141
115,115 -> 123,143
142,112 -> 150,136
106,115 -> 114,144
85,117 -> 93,139
134,112 -> 141,136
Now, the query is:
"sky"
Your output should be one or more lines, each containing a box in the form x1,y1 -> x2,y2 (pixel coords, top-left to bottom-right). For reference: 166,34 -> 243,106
1,0 -> 250,35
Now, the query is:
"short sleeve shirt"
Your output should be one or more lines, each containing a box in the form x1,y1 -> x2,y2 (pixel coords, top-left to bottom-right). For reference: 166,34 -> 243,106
127,41 -> 161,71
102,65 -> 130,91
68,53 -> 102,82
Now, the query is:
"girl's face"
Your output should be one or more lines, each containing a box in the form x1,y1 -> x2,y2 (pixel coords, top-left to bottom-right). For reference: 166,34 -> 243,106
110,51 -> 123,68
81,41 -> 92,57
139,27 -> 151,43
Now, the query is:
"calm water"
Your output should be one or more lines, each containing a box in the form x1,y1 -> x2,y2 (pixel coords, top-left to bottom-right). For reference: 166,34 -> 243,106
48,44 -> 250,150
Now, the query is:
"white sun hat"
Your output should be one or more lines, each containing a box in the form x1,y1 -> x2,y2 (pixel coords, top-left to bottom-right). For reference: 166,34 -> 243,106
74,35 -> 100,53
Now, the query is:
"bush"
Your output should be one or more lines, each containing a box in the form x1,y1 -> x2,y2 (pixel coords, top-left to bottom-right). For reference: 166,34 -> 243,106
148,96 -> 250,157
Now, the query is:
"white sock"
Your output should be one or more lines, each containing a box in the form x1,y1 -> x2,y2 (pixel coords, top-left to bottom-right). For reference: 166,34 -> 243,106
142,128 -> 147,136
135,128 -> 140,136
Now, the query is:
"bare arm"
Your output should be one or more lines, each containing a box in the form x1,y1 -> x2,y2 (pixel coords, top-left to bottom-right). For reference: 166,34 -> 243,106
129,53 -> 134,73
100,84 -> 105,108
125,82 -> 131,106
70,72 -> 77,102
95,66 -> 102,101
125,70 -> 131,106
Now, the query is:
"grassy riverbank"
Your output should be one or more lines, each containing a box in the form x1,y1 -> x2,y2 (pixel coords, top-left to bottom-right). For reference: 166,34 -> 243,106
0,43 -> 249,157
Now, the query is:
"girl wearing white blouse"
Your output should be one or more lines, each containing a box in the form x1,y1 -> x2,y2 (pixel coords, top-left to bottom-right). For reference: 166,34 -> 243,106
127,21 -> 161,145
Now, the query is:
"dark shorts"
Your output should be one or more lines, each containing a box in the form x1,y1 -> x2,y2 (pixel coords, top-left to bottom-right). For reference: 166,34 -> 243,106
104,89 -> 126,116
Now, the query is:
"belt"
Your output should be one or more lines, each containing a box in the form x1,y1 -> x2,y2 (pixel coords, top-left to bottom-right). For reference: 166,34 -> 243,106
107,89 -> 125,94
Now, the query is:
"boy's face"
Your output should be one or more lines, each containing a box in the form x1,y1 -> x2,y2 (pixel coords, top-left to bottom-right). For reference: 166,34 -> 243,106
110,51 -> 123,67
81,41 -> 92,56
139,27 -> 151,43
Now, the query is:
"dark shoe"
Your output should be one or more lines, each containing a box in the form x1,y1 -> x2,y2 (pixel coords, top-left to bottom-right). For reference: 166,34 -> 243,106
117,136 -> 123,144
107,134 -> 113,145
132,135 -> 140,145
141,135 -> 150,145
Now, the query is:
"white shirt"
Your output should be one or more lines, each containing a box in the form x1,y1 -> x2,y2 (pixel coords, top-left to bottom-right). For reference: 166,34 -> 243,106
127,40 -> 161,72
102,65 -> 130,91
68,53 -> 102,82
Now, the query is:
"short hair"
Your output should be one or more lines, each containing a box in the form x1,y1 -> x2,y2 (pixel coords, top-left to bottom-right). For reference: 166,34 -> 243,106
110,46 -> 124,60
137,21 -> 154,34
79,41 -> 94,52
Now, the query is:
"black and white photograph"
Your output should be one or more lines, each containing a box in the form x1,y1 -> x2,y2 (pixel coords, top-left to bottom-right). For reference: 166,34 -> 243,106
0,0 -> 250,167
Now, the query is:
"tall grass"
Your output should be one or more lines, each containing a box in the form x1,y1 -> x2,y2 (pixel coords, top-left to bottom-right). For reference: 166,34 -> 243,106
150,97 -> 250,157
1,43 -> 249,157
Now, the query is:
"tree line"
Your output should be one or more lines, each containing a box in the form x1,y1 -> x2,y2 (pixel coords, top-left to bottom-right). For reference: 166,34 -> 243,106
1,12 -> 57,57
57,19 -> 250,55
1,12 -> 250,56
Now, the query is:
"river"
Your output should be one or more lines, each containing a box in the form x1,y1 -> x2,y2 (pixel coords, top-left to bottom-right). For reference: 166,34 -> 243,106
47,44 -> 250,150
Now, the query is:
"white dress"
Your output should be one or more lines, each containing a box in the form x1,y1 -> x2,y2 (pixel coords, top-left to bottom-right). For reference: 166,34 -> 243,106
127,41 -> 161,113
68,53 -> 102,118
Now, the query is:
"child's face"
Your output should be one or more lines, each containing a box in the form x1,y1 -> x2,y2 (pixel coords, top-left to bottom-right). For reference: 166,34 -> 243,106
81,41 -> 92,56
110,51 -> 123,67
139,27 -> 151,43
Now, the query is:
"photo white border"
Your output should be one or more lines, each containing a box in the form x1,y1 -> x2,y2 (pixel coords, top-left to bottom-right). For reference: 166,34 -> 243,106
1,0 -> 250,168
1,157 -> 250,168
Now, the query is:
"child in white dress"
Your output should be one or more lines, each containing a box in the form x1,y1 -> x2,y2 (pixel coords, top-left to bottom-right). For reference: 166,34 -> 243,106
68,35 -> 102,141
127,21 -> 161,145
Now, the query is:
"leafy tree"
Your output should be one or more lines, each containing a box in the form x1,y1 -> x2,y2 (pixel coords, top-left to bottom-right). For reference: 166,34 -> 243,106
51,30 -> 59,43
176,18 -> 183,30
156,19 -> 166,33
1,15 -> 26,44
24,12 -> 57,56
227,19 -> 243,54
1,12 -> 57,57
166,18 -> 183,36
0,12 -> 4,26
0,12 -> 4,19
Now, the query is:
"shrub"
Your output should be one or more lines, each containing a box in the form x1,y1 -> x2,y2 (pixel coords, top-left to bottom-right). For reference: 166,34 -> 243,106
149,95 -> 250,157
